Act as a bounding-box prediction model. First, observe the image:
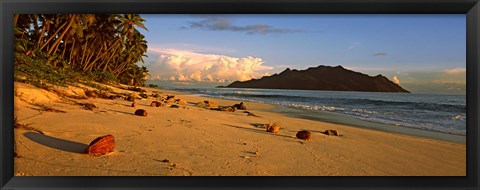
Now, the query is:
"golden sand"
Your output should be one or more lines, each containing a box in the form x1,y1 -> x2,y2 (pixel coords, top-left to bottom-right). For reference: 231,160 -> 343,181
13,82 -> 466,176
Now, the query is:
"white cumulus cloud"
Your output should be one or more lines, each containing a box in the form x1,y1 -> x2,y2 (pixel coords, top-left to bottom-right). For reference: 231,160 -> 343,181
145,48 -> 273,83
444,68 -> 466,75
392,75 -> 400,84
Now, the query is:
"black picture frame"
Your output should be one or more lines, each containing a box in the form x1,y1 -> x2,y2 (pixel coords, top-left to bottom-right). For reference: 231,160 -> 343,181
1,0 -> 479,189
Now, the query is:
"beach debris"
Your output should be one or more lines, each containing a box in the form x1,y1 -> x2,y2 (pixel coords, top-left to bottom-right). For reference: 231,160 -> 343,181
264,122 -> 281,133
134,109 -> 148,116
233,102 -> 247,110
166,95 -> 176,101
131,102 -> 138,107
324,130 -> 340,136
108,95 -> 117,100
175,99 -> 188,105
79,103 -> 97,110
162,159 -> 170,163
296,130 -> 312,140
224,106 -> 236,112
152,93 -> 161,98
33,103 -> 66,113
14,152 -> 22,158
125,96 -> 135,102
14,117 -> 44,134
85,134 -> 115,156
139,94 -> 148,99
170,105 -> 180,108
195,100 -> 218,109
244,111 -> 259,117
85,90 -> 96,98
125,92 -> 136,102
150,101 -> 163,107
127,86 -> 146,93
96,91 -> 111,99
212,106 -> 236,112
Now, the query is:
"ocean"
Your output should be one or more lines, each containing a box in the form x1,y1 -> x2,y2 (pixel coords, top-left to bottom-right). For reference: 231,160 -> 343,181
164,87 -> 466,136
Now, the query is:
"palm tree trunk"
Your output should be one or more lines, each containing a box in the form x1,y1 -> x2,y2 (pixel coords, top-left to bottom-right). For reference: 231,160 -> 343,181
80,39 -> 89,67
13,14 -> 19,28
37,22 -> 47,47
69,39 -> 75,65
102,44 -> 120,72
61,39 -> 68,58
47,15 -> 76,55
39,17 -> 69,51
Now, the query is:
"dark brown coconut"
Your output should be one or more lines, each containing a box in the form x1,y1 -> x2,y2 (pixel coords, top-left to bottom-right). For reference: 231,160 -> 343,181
134,109 -> 147,116
296,130 -> 312,140
85,134 -> 115,156
150,101 -> 162,107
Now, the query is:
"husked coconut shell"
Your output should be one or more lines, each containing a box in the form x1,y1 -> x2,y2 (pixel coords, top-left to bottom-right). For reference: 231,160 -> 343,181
265,122 -> 280,133
85,134 -> 115,156
296,130 -> 312,140
135,109 -> 147,116
325,130 -> 339,136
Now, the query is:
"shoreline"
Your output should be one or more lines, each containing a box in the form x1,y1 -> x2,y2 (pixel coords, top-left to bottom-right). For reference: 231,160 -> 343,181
14,82 -> 466,176
174,89 -> 466,144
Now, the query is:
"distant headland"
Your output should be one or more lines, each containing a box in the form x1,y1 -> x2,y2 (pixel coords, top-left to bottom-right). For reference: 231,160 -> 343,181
222,65 -> 410,93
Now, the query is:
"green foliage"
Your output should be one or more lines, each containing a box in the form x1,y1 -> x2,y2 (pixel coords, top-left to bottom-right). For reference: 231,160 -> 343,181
91,70 -> 116,83
81,80 -> 113,92
118,64 -> 149,87
13,14 -> 150,91
14,53 -> 81,89
148,84 -> 159,88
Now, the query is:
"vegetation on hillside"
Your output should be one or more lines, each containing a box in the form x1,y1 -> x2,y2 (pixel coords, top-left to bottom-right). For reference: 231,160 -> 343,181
14,14 -> 150,88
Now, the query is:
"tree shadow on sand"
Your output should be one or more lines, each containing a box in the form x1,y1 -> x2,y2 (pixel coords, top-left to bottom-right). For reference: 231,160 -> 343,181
103,108 -> 135,115
223,124 -> 293,139
23,132 -> 88,154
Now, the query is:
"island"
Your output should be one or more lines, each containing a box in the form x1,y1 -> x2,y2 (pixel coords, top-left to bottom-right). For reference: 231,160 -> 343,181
223,65 -> 410,93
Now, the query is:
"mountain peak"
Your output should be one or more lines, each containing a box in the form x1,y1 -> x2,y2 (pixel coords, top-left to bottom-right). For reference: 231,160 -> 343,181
225,65 -> 410,93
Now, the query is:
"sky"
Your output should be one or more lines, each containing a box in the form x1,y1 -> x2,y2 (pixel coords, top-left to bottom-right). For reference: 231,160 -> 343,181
140,14 -> 466,95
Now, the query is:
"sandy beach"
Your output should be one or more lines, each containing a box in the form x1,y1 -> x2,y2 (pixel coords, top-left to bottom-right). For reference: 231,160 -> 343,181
13,82 -> 466,176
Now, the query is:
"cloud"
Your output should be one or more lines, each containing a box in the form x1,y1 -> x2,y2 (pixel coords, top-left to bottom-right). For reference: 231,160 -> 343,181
145,48 -> 274,83
443,68 -> 466,75
182,17 -> 302,35
373,52 -> 387,56
391,75 -> 400,84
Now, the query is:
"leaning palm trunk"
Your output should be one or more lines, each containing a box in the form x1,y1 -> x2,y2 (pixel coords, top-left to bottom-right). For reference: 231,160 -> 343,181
48,15 -> 76,55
